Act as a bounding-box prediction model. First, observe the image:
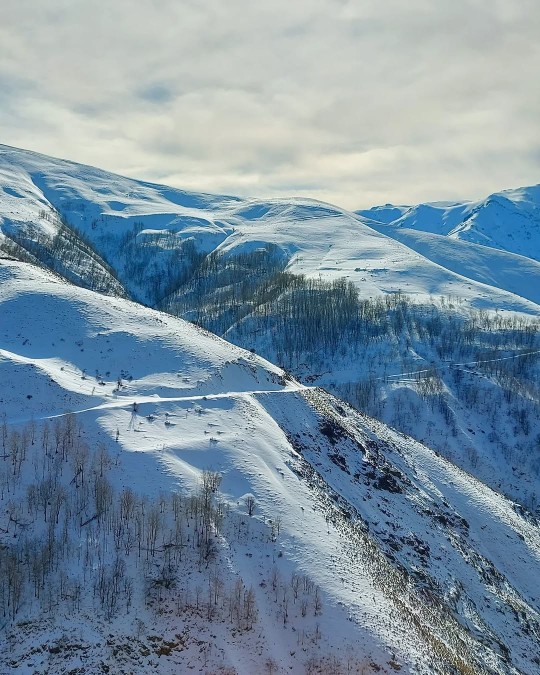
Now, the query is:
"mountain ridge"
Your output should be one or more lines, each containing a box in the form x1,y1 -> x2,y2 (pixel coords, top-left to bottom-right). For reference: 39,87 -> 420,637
1,145 -> 540,673
2,144 -> 540,515
358,183 -> 540,262
1,144 -> 539,314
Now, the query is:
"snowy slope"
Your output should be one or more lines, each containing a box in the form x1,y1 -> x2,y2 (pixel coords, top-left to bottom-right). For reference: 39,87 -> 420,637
1,258 -> 540,674
0,259 -> 395,673
452,187 -> 540,260
0,259 -> 422,673
263,388 -> 540,675
366,225 -> 540,307
2,146 -> 539,514
1,144 -> 539,314
0,157 -> 126,297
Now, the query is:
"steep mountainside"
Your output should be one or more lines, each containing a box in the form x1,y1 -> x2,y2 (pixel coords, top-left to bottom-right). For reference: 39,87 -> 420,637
0,159 -> 126,297
1,258 -> 540,674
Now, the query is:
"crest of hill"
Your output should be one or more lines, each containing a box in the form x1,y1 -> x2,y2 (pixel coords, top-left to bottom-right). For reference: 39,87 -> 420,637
2,144 -> 540,313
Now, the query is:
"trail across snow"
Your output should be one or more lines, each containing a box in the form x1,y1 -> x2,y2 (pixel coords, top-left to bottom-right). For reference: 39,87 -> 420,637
3,257 -> 540,673
379,348 -> 540,382
5,383 -> 312,426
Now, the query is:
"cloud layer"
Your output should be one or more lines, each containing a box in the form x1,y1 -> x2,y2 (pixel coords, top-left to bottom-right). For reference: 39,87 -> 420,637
1,0 -> 539,208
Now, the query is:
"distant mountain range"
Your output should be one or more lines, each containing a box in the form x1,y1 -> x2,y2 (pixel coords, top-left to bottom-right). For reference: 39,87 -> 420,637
358,185 -> 540,261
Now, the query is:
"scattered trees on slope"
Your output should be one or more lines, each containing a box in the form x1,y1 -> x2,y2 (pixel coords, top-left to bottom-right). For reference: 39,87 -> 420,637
1,415 -> 374,673
162,254 -> 540,511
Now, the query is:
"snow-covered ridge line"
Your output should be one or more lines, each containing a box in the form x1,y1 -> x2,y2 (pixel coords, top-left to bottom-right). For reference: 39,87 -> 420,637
1,143 -> 539,313
360,183 -> 540,264
1,146 -> 539,527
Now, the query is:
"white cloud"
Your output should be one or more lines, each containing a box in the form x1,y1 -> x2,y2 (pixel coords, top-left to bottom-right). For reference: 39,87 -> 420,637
1,0 -> 539,208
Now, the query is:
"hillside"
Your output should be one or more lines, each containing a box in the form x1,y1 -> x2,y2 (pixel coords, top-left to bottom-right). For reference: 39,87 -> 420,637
1,144 -> 539,314
2,258 -> 540,673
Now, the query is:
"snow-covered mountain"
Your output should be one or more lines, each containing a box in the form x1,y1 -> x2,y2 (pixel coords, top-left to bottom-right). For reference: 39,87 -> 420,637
2,257 -> 540,674
1,145 -> 539,516
1,144 -> 539,314
359,185 -> 540,268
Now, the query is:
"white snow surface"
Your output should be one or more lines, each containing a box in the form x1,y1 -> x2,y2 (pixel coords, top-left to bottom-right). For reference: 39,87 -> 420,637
1,144 -> 540,672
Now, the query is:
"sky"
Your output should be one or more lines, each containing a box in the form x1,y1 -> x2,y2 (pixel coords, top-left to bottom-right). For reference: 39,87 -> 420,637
1,0 -> 539,209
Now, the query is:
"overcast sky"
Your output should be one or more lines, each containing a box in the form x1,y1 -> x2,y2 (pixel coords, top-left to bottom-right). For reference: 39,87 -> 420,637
1,1 -> 539,208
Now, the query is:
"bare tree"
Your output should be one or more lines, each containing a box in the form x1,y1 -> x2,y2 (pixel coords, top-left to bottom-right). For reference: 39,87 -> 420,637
245,495 -> 256,517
